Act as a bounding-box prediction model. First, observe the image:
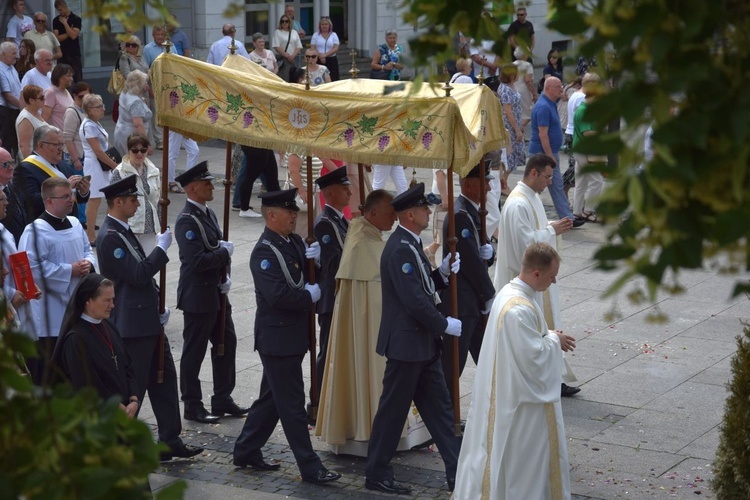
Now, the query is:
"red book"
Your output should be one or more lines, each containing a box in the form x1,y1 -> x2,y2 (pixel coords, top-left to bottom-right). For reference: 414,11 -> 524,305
9,251 -> 36,298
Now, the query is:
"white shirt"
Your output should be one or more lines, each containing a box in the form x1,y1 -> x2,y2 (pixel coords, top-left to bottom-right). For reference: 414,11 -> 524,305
0,61 -> 21,108
6,15 -> 33,47
310,31 -> 339,57
565,90 -> 586,135
20,67 -> 52,93
207,35 -> 249,65
469,40 -> 498,79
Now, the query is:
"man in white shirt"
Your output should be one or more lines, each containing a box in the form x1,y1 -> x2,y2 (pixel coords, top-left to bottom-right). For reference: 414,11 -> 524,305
20,49 -> 53,98
469,39 -> 499,87
0,42 -> 22,157
207,24 -> 249,66
23,12 -> 62,61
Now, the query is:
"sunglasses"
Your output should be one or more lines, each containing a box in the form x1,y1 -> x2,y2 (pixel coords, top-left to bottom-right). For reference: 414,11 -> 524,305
34,19 -> 46,24
125,43 -> 139,48
305,55 -> 317,59
281,19 -> 290,23
130,148 -> 148,154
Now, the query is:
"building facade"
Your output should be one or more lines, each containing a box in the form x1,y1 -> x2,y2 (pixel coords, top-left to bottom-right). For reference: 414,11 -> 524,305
3,1 -> 569,91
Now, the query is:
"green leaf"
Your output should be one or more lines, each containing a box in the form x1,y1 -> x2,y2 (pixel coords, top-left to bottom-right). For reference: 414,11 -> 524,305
357,114 -> 378,135
402,118 -> 423,139
225,92 -> 244,113
180,82 -> 200,102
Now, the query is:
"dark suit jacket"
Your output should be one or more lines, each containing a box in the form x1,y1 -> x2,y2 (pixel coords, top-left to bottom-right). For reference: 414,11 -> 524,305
174,201 -> 231,314
95,215 -> 169,338
13,156 -> 89,221
250,227 -> 313,356
313,205 -> 348,315
2,183 -> 27,245
376,225 -> 449,362
440,195 -> 496,318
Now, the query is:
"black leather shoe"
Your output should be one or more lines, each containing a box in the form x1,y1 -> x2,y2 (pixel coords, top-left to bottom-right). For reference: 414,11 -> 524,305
233,457 -> 281,471
303,467 -> 341,485
365,478 -> 412,495
160,442 -> 203,461
212,401 -> 250,417
448,478 -> 455,492
561,383 -> 581,397
572,217 -> 586,228
184,407 -> 221,423
306,403 -> 317,426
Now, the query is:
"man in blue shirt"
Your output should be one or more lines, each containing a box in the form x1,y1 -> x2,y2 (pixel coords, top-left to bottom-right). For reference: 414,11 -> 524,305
167,24 -> 191,58
529,76 -> 584,226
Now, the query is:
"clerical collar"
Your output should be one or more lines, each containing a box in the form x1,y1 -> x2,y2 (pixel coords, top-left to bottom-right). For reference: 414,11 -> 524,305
81,313 -> 103,324
459,194 -> 480,211
40,210 -> 73,230
107,214 -> 130,230
325,204 -> 344,218
398,224 -> 421,245
187,198 -> 208,214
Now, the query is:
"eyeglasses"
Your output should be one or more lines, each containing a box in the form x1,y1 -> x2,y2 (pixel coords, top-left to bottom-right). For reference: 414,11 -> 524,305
0,160 -> 15,169
49,194 -> 73,200
125,43 -> 139,48
541,173 -> 553,179
90,104 -> 104,109
41,141 -> 64,149
130,148 -> 148,154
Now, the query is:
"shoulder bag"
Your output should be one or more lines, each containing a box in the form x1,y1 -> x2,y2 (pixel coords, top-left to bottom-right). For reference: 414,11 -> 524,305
107,56 -> 125,95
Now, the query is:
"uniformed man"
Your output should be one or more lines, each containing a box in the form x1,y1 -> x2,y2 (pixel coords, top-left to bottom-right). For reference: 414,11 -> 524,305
95,175 -> 203,460
234,188 -> 341,485
439,164 -> 496,405
365,182 -> 462,495
174,161 -> 248,423
310,167 -> 351,414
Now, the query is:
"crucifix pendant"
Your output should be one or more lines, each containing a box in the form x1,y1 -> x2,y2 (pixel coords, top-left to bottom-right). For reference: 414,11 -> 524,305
113,354 -> 118,371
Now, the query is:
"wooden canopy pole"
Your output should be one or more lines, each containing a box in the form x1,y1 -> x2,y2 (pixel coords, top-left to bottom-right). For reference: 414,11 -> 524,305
303,54 -> 319,420
215,30 -> 240,357
442,70 -> 461,436
349,50 -> 366,213
157,126 -> 171,383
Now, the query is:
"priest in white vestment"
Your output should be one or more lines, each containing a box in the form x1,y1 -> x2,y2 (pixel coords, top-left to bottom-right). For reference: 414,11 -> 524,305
315,190 -> 431,456
493,153 -> 579,392
453,242 -> 575,500
18,177 -> 96,383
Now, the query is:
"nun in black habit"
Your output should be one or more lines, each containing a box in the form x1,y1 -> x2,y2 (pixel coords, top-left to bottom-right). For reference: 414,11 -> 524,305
52,273 -> 139,417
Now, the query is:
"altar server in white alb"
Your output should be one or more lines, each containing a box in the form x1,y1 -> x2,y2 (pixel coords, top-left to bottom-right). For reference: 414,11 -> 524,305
493,152 -> 580,397
453,242 -> 575,499
19,176 -> 96,383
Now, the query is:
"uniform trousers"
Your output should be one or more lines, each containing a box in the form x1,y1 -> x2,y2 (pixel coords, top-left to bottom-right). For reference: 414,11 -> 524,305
239,146 -> 280,211
123,334 -> 182,446
441,314 -> 484,407
234,353 -> 323,478
313,311 -> 332,401
180,304 -> 237,410
366,355 -> 460,482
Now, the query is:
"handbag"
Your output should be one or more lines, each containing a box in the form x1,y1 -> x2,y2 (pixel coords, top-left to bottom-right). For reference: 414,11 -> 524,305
98,147 -> 122,172
369,69 -> 391,80
107,57 -> 125,95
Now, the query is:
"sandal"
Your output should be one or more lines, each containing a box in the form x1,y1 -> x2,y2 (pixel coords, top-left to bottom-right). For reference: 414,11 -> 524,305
582,211 -> 598,223
169,182 -> 185,194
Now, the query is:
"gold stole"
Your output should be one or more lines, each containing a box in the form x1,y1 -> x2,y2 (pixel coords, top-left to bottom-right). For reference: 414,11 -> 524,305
480,295 -> 563,499
24,156 -> 60,179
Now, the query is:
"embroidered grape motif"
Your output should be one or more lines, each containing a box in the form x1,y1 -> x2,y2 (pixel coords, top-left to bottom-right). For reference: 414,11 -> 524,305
377,135 -> 390,152
343,128 -> 354,146
422,131 -> 433,150
243,111 -> 254,128
207,106 -> 219,124
169,90 -> 179,108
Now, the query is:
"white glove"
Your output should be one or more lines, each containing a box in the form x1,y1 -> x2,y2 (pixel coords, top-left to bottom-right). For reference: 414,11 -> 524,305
440,252 -> 461,275
219,240 -> 234,256
481,297 -> 494,315
304,282 -> 321,303
156,228 -> 172,252
159,306 -> 170,326
218,276 -> 231,294
479,243 -> 494,260
305,241 -> 321,263
444,316 -> 462,337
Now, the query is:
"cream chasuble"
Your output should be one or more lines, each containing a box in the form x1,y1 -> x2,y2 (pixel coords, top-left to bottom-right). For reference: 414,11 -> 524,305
452,278 -> 571,500
315,217 -> 430,456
